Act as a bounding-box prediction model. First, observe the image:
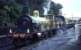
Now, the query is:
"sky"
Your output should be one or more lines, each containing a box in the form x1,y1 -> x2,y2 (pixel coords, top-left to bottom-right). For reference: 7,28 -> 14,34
52,0 -> 81,18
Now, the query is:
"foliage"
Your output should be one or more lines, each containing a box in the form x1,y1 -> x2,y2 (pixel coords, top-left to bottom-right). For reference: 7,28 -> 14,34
48,2 -> 63,15
0,0 -> 63,26
0,0 -> 22,26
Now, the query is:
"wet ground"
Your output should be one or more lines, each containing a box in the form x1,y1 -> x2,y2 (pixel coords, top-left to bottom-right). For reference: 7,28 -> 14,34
16,27 -> 81,50
0,25 -> 81,50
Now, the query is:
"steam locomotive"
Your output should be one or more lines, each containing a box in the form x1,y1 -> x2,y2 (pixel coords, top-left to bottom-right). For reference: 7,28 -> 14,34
9,10 -> 52,47
9,15 -> 46,47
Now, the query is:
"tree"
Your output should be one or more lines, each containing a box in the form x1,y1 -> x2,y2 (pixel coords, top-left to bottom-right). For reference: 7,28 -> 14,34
56,3 -> 63,9
15,0 -> 53,16
0,0 -> 63,26
0,0 -> 22,26
48,2 -> 63,16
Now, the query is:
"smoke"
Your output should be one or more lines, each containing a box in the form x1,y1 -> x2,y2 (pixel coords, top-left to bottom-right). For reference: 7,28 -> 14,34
43,0 -> 51,15
43,7 -> 48,15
